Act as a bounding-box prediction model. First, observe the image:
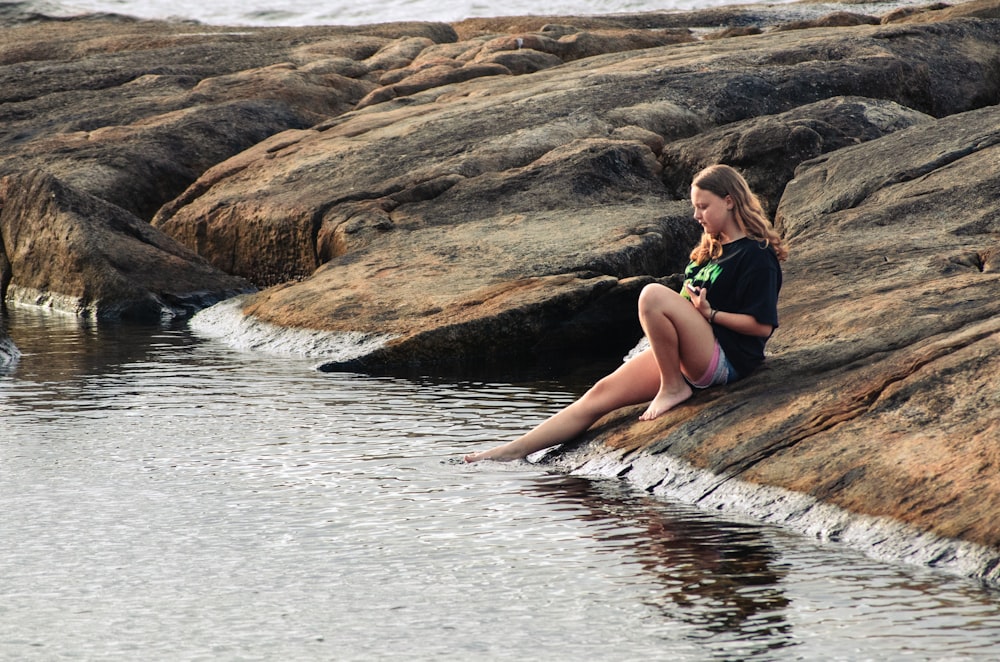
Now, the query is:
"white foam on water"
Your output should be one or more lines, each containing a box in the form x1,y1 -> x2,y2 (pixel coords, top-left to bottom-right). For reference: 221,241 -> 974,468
49,0 -> 794,27
189,295 -> 397,360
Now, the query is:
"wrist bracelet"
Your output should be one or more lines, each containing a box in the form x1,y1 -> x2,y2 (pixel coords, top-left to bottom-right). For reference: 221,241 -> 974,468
710,308 -> 718,324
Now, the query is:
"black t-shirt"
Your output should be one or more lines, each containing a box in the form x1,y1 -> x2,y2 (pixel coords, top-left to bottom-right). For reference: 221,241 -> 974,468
683,237 -> 782,377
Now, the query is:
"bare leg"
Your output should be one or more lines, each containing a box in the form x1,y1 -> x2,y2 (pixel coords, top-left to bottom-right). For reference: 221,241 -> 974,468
464,350 -> 662,462
464,283 -> 717,462
637,283 -> 717,421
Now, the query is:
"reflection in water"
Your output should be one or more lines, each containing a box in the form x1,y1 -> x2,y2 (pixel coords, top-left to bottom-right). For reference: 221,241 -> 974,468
5,305 -> 1000,661
6,308 -> 191,373
524,475 -> 793,659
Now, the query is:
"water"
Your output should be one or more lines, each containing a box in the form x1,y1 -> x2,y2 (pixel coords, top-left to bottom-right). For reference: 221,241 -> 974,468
45,0 -> 788,27
3,305 -> 1000,661
6,0 -> 999,654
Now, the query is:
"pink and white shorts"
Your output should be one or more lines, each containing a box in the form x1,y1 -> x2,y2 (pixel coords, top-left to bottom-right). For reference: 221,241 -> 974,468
688,340 -> 738,389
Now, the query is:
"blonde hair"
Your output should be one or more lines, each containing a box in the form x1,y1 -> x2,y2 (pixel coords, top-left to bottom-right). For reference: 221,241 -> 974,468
689,164 -> 788,264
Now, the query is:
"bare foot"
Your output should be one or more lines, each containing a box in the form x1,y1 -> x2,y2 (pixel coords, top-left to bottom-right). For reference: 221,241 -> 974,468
638,384 -> 693,421
464,444 -> 524,463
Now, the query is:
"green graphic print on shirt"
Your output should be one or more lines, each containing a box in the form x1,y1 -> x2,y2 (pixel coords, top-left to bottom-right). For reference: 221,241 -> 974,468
677,238 -> 782,377
682,262 -> 723,300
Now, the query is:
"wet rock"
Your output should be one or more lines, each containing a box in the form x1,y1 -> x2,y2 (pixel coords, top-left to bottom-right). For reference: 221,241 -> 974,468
0,329 -> 19,373
0,170 -> 251,320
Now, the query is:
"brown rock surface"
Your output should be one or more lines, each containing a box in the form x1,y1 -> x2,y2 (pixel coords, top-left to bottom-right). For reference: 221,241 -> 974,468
0,15 -> 460,315
0,170 -> 251,320
1,1 -> 999,580
0,19 -> 454,220
658,96 -> 935,215
887,0 -> 1000,21
153,13 -> 1000,372
543,103 -> 1000,580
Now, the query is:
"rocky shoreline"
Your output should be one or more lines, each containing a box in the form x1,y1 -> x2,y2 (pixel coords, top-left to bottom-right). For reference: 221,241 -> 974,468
542,433 -> 1000,583
2,0 -> 998,581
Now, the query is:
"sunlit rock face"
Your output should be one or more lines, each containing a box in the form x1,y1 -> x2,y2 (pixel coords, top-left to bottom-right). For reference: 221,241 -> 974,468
1,0 -> 998,580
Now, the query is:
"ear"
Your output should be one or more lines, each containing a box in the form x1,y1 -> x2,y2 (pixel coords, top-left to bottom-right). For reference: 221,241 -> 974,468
725,195 -> 734,210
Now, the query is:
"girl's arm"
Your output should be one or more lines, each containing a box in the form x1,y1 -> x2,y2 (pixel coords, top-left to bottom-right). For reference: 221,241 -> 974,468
686,284 -> 773,337
706,309 -> 773,338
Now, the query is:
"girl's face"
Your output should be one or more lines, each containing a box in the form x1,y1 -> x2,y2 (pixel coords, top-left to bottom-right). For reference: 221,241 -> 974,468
691,185 -> 735,238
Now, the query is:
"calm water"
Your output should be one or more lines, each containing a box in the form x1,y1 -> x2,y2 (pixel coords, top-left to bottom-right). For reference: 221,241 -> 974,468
7,0 -> 998,657
2,305 -> 1000,661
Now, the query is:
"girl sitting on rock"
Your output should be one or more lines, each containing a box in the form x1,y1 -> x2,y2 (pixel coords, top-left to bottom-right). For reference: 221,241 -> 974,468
464,164 -> 788,463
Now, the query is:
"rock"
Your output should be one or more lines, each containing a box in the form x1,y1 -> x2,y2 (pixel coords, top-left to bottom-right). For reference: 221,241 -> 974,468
0,15 -> 462,317
0,170 -> 252,320
659,96 -> 934,215
702,26 -> 763,40
774,11 -> 881,31
888,0 -> 1000,22
0,19 -> 455,220
0,2 -> 138,26
541,102 -> 1000,581
448,6 -> 845,38
2,1 -> 1000,582
470,28 -> 695,63
880,2 -> 950,24
5,86 -> 371,223
361,36 -> 438,73
0,328 -> 19,374
356,25 -> 693,108
155,15 -> 1000,370
474,48 -> 566,75
356,61 -> 512,109
378,57 -> 461,85
239,138 -> 701,369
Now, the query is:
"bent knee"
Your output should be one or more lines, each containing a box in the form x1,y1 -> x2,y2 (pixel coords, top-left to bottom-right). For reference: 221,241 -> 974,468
638,282 -> 683,314
638,282 -> 669,306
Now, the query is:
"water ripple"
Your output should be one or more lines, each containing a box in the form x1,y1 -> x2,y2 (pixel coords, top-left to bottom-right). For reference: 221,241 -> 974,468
4,308 -> 1000,661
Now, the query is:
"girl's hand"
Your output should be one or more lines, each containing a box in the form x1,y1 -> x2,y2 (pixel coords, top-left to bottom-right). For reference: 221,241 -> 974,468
685,282 -> 711,319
